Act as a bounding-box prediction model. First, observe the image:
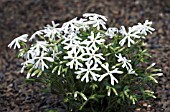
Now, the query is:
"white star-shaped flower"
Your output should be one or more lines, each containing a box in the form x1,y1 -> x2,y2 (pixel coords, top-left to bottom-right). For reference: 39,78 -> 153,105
115,53 -> 133,72
62,17 -> 80,33
31,41 -> 49,56
45,21 -> 59,29
63,40 -> 85,54
75,60 -> 101,83
64,49 -> 85,70
132,20 -> 155,38
33,51 -> 54,71
43,28 -> 58,40
83,32 -> 105,49
29,21 -> 61,41
119,26 -> 140,47
83,13 -> 107,30
8,34 -> 28,49
44,21 -> 61,40
105,27 -> 118,38
98,63 -> 123,85
62,32 -> 82,45
85,47 -> 105,64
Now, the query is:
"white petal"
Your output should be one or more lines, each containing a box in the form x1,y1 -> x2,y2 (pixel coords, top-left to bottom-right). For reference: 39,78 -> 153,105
110,74 -> 118,85
43,57 -> 54,62
98,73 -> 108,82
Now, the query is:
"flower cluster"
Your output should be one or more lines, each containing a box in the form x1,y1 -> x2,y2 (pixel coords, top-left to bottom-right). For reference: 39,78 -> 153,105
8,13 -> 160,86
8,13 -> 163,111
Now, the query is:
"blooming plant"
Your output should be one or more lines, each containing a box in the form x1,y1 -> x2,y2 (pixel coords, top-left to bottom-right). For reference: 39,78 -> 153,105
8,13 -> 162,112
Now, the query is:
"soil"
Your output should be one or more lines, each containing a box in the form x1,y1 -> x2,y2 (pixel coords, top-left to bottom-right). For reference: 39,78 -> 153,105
0,0 -> 170,112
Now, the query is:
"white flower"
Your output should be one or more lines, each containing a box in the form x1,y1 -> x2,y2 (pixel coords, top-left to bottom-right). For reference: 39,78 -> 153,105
48,21 -> 63,40
29,21 -> 61,41
31,41 -> 48,56
64,40 -> 85,54
105,27 -> 118,38
115,53 -> 133,72
64,49 -> 85,70
83,32 -> 105,49
44,21 -> 61,40
62,32 -> 82,45
43,28 -> 58,40
85,47 -> 105,64
66,18 -> 89,31
89,32 -> 105,45
83,13 -> 107,30
33,51 -> 54,71
8,34 -> 28,49
132,20 -> 155,36
98,63 -> 123,85
75,60 -> 101,83
119,26 -> 140,47
62,17 -> 80,33
45,21 -> 59,29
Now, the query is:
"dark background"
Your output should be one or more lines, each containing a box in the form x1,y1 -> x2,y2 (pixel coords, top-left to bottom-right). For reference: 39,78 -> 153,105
0,0 -> 170,111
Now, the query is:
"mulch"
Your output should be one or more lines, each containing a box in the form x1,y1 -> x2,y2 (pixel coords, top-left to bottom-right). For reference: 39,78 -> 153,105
0,0 -> 170,111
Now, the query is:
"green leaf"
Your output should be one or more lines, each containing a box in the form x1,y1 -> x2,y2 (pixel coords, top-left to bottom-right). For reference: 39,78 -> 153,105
90,84 -> 98,90
32,69 -> 40,77
37,70 -> 42,77
62,68 -> 68,74
116,47 -> 126,53
111,87 -> 118,96
17,49 -> 26,57
80,92 -> 88,101
148,76 -> 158,83
104,53 -> 111,56
58,65 -> 62,75
52,66 -> 58,73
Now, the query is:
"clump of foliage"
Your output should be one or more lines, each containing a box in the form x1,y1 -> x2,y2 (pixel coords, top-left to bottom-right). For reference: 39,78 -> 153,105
8,13 -> 163,112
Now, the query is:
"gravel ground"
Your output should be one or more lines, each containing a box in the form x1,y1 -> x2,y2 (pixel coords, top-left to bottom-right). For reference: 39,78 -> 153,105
0,0 -> 170,112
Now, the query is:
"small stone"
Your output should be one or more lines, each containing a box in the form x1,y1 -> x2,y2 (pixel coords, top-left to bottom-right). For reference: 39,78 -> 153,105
159,13 -> 164,18
135,108 -> 141,111
147,105 -> 151,108
143,103 -> 148,107
158,28 -> 163,34
147,105 -> 151,111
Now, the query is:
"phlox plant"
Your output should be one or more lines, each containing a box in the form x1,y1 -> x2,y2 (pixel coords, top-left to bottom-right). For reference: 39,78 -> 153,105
8,13 -> 163,112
